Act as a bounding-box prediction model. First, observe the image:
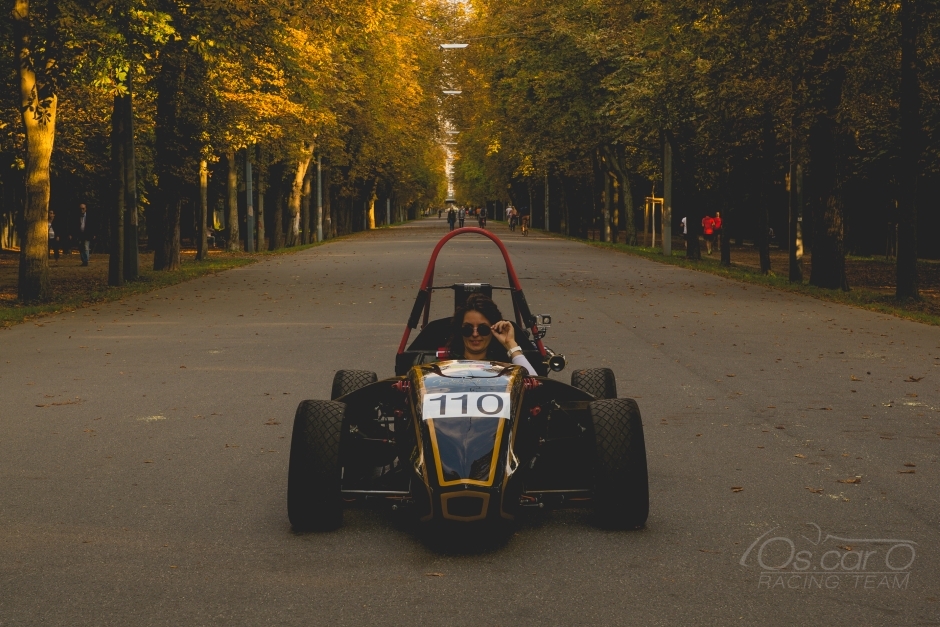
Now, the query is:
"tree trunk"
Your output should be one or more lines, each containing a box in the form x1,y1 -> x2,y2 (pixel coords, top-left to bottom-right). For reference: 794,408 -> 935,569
323,165 -> 333,238
225,150 -> 240,251
602,169 -> 612,243
196,158 -> 208,261
896,0 -> 920,300
256,146 -> 266,251
14,0 -> 57,301
758,110 -> 774,274
123,89 -> 139,280
301,171 -> 311,244
287,145 -> 313,244
109,93 -> 125,286
367,179 -> 378,230
153,38 -> 187,271
316,155 -> 323,241
788,139 -> 804,282
244,147 -> 254,253
662,132 -> 674,257
720,166 -> 732,267
807,0 -> 850,291
544,171 -> 550,233
604,145 -> 635,245
271,166 -> 285,250
164,198 -> 181,270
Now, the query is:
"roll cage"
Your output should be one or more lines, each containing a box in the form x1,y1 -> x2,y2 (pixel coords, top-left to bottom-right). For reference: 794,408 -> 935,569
395,227 -> 559,376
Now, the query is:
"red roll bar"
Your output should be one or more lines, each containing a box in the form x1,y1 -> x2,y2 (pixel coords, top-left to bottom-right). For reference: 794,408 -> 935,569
396,227 -> 547,358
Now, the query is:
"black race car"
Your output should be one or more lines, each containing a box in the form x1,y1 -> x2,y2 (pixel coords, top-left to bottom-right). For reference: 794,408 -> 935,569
288,227 -> 649,531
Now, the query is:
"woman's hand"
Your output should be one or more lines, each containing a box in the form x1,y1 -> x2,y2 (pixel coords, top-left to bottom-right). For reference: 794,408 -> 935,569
490,320 -> 517,351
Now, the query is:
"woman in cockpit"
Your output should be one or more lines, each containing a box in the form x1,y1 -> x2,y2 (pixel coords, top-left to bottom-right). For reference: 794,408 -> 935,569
446,293 -> 537,375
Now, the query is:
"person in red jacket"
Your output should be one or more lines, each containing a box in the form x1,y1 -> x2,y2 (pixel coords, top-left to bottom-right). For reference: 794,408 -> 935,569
702,214 -> 716,255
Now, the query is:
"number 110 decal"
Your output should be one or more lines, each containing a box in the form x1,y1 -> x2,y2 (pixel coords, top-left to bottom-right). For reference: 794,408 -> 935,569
422,392 -> 511,420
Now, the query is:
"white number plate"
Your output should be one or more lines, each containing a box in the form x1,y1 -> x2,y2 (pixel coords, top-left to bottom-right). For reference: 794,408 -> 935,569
422,392 -> 511,420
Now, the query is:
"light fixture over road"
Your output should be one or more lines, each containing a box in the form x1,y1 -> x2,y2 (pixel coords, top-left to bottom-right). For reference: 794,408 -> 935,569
442,89 -> 463,95
440,43 -> 469,49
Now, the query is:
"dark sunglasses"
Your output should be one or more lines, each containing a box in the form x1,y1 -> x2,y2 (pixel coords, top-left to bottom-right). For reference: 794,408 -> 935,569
461,323 -> 492,337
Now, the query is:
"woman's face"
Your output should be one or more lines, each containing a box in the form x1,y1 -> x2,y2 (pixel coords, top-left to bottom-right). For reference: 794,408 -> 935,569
462,310 -> 492,357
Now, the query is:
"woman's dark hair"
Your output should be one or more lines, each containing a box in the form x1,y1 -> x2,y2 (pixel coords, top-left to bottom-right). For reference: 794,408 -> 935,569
447,293 -> 505,359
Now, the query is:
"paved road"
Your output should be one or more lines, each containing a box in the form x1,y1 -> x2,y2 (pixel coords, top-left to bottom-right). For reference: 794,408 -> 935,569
2,219 -> 938,626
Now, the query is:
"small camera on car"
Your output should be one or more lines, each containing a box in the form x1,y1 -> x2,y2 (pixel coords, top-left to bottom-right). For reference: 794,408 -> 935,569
534,314 -> 551,340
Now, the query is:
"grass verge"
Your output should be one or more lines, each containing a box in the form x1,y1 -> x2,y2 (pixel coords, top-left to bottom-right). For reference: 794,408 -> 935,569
0,237 -> 339,329
571,237 -> 940,327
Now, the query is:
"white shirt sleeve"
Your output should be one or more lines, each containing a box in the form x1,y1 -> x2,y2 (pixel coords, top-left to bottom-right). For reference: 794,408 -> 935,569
512,354 -> 538,375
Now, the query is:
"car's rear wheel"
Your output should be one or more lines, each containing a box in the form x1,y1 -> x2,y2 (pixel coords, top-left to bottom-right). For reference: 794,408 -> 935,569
590,398 -> 649,529
571,368 -> 617,400
287,400 -> 346,531
331,370 -> 378,400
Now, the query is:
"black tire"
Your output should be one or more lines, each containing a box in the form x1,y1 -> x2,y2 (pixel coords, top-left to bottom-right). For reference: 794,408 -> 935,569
571,368 -> 617,400
330,370 -> 377,400
590,398 -> 649,529
287,400 -> 346,531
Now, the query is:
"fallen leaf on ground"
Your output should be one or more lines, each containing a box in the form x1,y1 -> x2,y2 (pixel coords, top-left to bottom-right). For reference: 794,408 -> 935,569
905,376 -> 924,382
731,486 -> 744,493
726,374 -> 736,378
837,477 -> 861,484
775,425 -> 785,430
850,375 -> 861,381
795,454 -> 805,458
144,460 -> 153,463
806,487 -> 824,494
425,572 -> 445,577
904,463 -> 916,467
264,418 -> 281,426
838,545 -> 853,551
898,470 -> 915,474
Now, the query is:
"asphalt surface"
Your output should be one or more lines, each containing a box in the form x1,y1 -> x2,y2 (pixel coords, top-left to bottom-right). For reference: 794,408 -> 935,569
2,218 -> 938,626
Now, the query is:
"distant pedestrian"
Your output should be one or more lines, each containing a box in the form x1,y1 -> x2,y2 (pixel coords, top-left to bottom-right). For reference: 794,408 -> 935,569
702,214 -> 716,255
680,216 -> 688,249
48,210 -> 60,261
447,208 -> 457,231
478,211 -> 487,228
438,208 -> 442,219
508,207 -> 518,232
76,203 -> 94,266
458,207 -> 466,228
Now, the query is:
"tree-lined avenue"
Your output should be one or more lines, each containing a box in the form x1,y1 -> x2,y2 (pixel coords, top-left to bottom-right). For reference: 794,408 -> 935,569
1,220 -> 937,625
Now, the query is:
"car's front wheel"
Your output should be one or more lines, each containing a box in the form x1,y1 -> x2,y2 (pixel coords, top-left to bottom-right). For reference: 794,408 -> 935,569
287,400 -> 346,531
571,368 -> 617,400
331,370 -> 378,400
590,398 -> 649,529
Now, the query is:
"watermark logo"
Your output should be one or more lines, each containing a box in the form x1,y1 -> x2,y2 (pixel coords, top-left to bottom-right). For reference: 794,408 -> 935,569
740,523 -> 915,590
